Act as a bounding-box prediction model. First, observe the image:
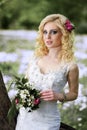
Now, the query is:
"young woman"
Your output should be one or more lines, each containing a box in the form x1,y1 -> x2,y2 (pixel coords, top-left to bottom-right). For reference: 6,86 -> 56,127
16,14 -> 79,130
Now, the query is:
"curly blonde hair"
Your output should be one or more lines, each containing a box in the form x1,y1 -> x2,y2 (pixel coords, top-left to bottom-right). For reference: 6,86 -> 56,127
35,14 -> 75,62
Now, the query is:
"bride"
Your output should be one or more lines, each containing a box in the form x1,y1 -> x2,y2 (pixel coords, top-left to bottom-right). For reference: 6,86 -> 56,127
15,14 -> 79,130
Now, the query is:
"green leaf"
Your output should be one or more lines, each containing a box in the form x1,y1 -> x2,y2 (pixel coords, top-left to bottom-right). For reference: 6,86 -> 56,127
7,99 -> 17,123
22,77 -> 28,84
14,75 -> 20,81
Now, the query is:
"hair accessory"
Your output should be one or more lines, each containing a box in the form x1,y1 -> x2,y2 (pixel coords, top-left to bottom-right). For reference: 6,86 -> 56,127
64,19 -> 75,32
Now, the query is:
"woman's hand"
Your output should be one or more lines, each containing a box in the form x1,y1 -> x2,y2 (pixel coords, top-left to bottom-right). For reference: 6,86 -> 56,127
40,89 -> 59,101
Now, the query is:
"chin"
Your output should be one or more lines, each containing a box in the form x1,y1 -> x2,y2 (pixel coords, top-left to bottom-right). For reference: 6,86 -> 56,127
47,46 -> 53,49
46,44 -> 53,48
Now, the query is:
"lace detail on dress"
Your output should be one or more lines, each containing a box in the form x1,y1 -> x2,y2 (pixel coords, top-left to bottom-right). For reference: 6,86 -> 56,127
16,55 -> 75,130
26,55 -> 74,92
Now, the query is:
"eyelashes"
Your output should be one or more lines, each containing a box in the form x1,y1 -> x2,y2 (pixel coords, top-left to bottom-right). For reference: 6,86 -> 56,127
43,30 -> 58,35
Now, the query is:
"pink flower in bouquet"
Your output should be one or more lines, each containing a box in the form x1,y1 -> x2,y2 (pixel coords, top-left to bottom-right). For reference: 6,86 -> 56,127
15,98 -> 19,104
7,76 -> 41,122
34,98 -> 40,105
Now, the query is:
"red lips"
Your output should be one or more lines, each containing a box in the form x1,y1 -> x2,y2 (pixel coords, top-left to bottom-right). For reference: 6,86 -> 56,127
46,40 -> 52,45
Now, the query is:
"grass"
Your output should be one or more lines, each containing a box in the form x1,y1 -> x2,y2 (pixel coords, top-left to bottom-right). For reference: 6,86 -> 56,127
79,76 -> 87,89
81,59 -> 87,66
0,38 -> 35,52
0,62 -> 19,76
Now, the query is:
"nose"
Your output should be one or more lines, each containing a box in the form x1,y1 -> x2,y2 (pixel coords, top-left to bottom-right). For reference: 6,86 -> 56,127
46,32 -> 51,39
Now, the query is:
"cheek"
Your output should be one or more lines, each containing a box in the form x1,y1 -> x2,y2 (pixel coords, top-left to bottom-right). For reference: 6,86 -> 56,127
42,34 -> 45,39
43,36 -> 45,40
54,36 -> 62,45
43,36 -> 47,43
54,35 -> 61,42
57,34 -> 62,42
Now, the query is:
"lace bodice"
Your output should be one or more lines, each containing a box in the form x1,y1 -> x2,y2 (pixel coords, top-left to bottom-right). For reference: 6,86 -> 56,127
26,56 -> 71,93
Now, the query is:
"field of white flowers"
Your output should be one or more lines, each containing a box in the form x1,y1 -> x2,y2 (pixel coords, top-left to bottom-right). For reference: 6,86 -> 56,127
0,30 -> 87,109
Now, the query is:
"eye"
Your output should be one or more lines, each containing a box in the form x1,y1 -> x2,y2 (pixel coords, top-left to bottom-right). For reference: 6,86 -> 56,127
43,30 -> 47,35
50,30 -> 58,34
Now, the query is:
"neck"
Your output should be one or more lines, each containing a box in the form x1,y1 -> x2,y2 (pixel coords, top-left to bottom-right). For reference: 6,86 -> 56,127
48,46 -> 62,59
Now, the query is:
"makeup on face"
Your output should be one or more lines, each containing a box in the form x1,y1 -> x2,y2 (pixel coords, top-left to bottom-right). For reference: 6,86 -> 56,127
43,29 -> 59,36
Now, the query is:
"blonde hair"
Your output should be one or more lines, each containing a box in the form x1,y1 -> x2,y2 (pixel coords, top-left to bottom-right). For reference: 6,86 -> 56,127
35,14 -> 75,62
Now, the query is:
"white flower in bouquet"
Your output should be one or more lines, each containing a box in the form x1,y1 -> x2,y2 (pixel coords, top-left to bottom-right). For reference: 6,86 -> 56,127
7,76 -> 41,123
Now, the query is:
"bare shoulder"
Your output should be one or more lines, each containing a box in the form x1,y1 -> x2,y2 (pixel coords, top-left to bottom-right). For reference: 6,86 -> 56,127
68,63 -> 79,77
69,63 -> 79,72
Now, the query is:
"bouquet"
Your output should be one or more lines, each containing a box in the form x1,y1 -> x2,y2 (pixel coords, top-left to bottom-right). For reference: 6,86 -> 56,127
7,76 -> 41,122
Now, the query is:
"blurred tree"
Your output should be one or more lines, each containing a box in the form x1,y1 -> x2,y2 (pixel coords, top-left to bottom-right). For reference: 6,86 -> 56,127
0,0 -> 21,28
0,0 -> 87,32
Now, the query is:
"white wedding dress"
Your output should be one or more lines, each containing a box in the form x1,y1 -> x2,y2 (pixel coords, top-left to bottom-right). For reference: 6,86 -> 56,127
16,56 -> 73,130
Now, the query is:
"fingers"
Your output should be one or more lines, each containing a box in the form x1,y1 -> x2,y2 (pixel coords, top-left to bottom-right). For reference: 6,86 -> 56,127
40,90 -> 55,101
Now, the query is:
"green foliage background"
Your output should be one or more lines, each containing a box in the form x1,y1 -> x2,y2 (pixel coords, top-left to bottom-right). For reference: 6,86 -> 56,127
0,0 -> 87,33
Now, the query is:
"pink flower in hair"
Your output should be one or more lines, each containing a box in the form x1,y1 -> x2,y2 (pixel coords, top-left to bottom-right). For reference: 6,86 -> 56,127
64,19 -> 75,32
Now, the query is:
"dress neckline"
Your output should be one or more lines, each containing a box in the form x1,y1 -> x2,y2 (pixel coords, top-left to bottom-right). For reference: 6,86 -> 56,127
35,59 -> 66,76
35,61 -> 51,75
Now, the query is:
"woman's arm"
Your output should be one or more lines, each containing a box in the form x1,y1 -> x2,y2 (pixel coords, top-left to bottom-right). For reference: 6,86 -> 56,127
40,64 -> 79,102
64,63 -> 79,101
